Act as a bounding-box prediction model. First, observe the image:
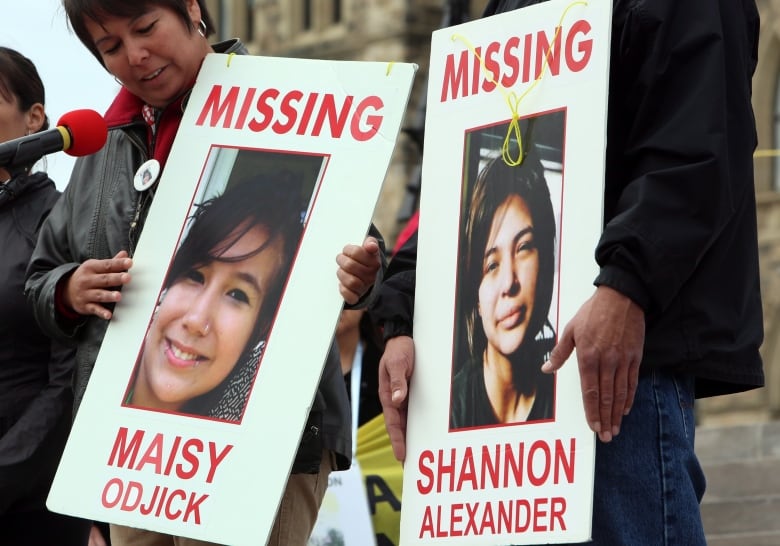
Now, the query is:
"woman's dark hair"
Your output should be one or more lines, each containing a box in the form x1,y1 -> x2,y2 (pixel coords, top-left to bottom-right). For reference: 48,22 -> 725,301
165,177 -> 304,418
167,179 -> 302,346
0,47 -> 50,131
461,153 -> 557,362
62,0 -> 215,66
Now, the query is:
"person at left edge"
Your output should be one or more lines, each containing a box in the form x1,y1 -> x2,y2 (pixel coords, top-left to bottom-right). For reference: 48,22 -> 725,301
0,46 -> 92,546
24,1 -> 384,545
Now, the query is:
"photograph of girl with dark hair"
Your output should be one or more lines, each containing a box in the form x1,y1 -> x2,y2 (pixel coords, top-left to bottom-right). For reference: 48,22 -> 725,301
450,116 -> 561,430
124,177 -> 304,422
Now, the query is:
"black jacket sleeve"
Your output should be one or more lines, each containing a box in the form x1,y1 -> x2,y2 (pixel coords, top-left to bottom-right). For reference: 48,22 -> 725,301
594,0 -> 759,315
370,229 -> 417,341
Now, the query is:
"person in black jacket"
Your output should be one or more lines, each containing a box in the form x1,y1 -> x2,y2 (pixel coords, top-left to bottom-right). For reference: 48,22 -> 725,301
0,46 -> 91,546
373,0 -> 764,544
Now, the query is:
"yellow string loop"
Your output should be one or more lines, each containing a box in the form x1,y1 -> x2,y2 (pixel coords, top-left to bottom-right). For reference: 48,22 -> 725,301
386,61 -> 396,76
451,1 -> 587,166
754,149 -> 780,158
226,52 -> 237,67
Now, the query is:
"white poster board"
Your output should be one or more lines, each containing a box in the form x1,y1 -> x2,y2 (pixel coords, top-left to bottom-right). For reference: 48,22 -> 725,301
309,461 -> 377,546
401,1 -> 611,544
47,54 -> 416,545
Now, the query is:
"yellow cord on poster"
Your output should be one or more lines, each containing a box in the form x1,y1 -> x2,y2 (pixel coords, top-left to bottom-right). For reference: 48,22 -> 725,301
754,149 -> 780,158
450,0 -> 588,166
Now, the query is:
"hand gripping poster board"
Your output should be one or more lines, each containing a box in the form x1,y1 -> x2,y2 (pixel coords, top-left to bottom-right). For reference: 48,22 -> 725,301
401,1 -> 611,544
47,54 -> 416,545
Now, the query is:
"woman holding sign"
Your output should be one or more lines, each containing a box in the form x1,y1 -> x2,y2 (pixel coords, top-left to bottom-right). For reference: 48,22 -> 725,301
450,154 -> 556,429
26,1 -> 383,545
127,180 -> 301,420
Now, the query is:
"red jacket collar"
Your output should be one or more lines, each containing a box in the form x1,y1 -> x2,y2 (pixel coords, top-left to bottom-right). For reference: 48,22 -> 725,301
103,87 -> 145,128
103,87 -> 187,169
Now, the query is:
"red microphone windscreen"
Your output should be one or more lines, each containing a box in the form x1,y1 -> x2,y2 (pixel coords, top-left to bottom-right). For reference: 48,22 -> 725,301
57,109 -> 108,157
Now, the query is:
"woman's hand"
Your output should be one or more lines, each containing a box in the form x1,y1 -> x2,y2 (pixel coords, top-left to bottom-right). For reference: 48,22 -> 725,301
63,250 -> 133,320
336,236 -> 381,304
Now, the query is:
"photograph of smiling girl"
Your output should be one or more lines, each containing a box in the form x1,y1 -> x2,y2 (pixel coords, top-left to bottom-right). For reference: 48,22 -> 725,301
123,171 -> 307,423
450,112 -> 563,431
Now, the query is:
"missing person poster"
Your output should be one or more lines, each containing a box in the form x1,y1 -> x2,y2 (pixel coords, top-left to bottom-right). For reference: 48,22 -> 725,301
47,53 -> 416,545
401,1 -> 611,544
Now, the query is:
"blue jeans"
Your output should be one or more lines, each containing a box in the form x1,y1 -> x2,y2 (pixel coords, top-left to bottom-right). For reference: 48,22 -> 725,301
565,369 -> 707,545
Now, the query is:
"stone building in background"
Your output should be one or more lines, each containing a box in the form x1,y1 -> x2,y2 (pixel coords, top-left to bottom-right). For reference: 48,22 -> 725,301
206,0 -> 780,425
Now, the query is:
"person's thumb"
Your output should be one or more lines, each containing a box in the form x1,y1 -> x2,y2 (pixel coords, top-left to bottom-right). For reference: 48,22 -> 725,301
389,363 -> 409,405
363,236 -> 380,255
542,324 -> 575,373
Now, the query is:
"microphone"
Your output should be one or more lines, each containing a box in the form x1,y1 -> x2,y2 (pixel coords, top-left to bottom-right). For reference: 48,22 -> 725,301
0,108 -> 108,171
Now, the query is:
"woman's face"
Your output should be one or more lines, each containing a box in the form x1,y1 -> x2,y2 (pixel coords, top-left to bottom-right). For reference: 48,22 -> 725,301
0,90 -> 43,180
478,194 -> 540,358
0,93 -> 27,146
137,225 -> 284,411
85,0 -> 212,108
